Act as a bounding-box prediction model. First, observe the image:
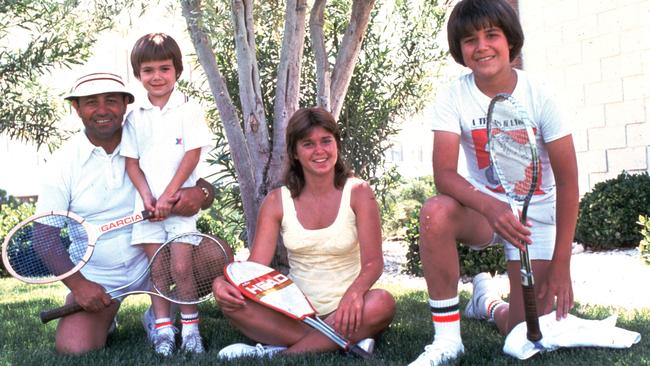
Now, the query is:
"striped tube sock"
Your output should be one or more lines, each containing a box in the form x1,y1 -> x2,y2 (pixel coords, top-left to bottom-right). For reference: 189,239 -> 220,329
181,312 -> 200,336
155,317 -> 174,331
486,298 -> 507,321
429,296 -> 462,343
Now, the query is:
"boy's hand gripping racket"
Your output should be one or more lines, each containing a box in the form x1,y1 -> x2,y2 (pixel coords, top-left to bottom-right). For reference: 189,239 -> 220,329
225,261 -> 372,359
487,93 -> 542,342
39,232 -> 232,323
2,210 -> 151,284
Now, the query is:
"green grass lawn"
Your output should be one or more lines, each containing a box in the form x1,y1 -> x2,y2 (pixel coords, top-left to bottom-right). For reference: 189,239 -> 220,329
0,279 -> 648,365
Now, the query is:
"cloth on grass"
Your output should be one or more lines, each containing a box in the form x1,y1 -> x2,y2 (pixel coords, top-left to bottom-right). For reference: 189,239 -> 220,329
503,311 -> 641,360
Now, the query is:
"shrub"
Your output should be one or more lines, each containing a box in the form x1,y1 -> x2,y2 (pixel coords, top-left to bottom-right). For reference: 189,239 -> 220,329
403,202 -> 507,277
0,198 -> 36,278
382,176 -> 436,238
575,172 -> 650,250
639,215 -> 650,265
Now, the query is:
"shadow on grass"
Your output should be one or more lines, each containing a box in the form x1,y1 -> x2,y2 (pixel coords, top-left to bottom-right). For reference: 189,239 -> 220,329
0,280 -> 648,365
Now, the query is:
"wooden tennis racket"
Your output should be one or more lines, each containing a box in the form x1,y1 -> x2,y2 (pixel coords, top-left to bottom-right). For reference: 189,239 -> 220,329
2,210 -> 151,284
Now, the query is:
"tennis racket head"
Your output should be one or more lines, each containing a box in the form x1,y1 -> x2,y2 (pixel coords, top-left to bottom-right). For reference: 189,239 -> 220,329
149,232 -> 232,304
1,211 -> 93,284
225,261 -> 316,320
487,93 -> 540,210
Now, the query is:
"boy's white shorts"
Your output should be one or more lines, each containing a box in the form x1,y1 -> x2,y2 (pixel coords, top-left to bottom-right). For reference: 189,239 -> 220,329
469,200 -> 556,261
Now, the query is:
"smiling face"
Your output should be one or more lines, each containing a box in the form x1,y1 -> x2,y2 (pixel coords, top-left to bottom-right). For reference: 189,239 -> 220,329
294,126 -> 339,177
71,92 -> 129,152
137,59 -> 177,107
460,26 -> 512,83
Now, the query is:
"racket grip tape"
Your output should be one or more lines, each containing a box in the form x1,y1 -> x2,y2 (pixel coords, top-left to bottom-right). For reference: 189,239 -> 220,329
522,284 -> 542,342
40,302 -> 84,324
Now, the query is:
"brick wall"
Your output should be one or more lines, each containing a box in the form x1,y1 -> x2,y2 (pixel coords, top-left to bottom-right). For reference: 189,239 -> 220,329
518,0 -> 650,194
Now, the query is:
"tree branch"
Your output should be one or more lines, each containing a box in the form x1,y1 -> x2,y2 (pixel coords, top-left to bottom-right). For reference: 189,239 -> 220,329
181,0 -> 260,243
309,0 -> 330,111
268,0 -> 307,189
330,0 -> 375,120
231,0 -> 270,188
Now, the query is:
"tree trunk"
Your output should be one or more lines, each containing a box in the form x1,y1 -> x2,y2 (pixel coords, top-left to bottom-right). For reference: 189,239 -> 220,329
181,0 -> 261,246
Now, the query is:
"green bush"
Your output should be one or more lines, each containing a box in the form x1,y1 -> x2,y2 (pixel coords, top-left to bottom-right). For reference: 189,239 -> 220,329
639,215 -> 650,265
403,202 -> 507,277
381,176 -> 436,238
575,172 -> 650,250
0,196 -> 36,278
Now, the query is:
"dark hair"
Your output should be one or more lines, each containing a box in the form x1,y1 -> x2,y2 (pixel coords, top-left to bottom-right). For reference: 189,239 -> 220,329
447,0 -> 524,66
130,33 -> 183,79
284,107 -> 352,198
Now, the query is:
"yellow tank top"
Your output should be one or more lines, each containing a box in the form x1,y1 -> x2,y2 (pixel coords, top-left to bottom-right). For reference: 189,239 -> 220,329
280,177 -> 361,315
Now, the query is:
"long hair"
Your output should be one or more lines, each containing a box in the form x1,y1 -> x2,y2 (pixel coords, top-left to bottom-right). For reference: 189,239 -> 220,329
130,33 -> 184,80
447,0 -> 524,66
284,107 -> 352,198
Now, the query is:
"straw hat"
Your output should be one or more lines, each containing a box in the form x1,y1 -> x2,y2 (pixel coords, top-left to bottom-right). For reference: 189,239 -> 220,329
64,72 -> 134,104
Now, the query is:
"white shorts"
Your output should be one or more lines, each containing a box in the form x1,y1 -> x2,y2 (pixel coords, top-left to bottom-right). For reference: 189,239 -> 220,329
130,214 -> 198,245
469,200 -> 556,261
78,251 -> 151,301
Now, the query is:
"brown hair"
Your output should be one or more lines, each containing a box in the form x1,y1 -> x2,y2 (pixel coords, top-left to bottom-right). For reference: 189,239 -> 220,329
284,107 -> 352,197
130,33 -> 183,79
447,0 -> 524,66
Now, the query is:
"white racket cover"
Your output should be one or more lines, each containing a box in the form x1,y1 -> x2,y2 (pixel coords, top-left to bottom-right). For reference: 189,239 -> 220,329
225,261 -> 316,320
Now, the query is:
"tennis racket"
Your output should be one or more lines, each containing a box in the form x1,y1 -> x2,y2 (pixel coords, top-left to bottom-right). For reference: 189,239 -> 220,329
486,93 -> 542,342
225,261 -> 372,359
40,232 -> 232,323
2,210 -> 152,284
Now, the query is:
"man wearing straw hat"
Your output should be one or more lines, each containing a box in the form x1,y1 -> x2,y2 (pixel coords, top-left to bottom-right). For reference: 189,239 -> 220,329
35,72 -> 214,354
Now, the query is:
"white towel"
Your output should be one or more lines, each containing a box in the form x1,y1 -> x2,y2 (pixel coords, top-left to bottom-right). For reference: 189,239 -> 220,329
503,311 -> 641,360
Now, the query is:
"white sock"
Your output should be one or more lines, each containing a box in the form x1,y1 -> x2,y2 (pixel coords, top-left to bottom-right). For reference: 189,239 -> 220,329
429,296 -> 462,344
181,312 -> 200,337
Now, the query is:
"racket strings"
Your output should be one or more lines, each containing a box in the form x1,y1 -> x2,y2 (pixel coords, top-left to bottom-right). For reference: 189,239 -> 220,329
4,215 -> 88,280
151,234 -> 228,303
490,128 -> 537,201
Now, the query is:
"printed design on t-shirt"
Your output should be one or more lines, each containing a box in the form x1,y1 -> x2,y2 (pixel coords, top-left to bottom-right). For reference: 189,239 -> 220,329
176,138 -> 183,145
469,116 -> 544,197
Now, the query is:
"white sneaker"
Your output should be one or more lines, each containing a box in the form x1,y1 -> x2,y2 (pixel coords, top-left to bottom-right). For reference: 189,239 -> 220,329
356,337 -> 375,354
464,272 -> 498,320
408,339 -> 464,366
218,343 -> 287,359
181,329 -> 205,354
142,305 -> 179,342
151,326 -> 177,357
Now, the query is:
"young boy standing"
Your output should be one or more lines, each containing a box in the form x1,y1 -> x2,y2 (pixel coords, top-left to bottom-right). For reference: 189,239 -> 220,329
409,0 -> 579,365
121,33 -> 213,356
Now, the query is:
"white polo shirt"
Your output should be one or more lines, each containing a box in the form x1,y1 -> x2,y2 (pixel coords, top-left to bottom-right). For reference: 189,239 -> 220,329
121,89 -> 212,197
36,132 -> 144,268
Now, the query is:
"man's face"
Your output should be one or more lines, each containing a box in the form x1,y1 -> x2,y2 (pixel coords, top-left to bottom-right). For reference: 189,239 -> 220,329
71,93 -> 128,145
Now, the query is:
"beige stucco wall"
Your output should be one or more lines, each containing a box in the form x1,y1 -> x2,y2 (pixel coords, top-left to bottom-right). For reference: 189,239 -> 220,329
519,0 -> 650,194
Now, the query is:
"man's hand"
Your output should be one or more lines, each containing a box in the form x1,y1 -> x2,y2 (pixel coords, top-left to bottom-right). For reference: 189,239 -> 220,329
170,178 -> 215,216
66,276 -> 113,313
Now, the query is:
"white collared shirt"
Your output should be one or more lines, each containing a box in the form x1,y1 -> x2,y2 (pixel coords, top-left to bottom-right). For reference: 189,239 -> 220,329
121,89 -> 212,197
36,132 -> 143,268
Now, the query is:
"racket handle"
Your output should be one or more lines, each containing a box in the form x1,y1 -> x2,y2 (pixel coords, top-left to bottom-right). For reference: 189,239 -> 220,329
522,284 -> 542,342
348,344 -> 372,360
40,302 -> 84,323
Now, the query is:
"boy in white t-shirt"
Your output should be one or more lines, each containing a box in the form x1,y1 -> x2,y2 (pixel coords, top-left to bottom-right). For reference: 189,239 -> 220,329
121,33 -> 212,356
408,1 -> 579,365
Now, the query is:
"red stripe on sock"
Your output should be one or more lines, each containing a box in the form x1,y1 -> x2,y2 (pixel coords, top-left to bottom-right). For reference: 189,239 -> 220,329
181,319 -> 200,325
432,312 -> 460,323
155,321 -> 173,329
